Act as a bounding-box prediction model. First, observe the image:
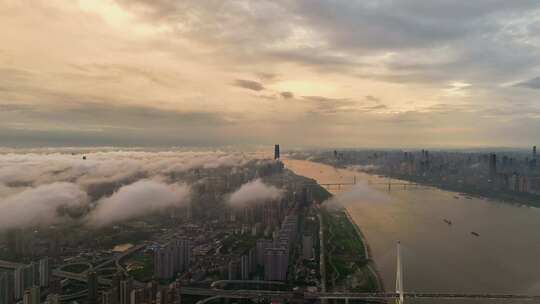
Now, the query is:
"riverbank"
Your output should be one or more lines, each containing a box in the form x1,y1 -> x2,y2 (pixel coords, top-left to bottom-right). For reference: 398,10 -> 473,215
343,208 -> 385,292
283,157 -> 540,298
371,171 -> 540,208
283,159 -> 383,292
320,205 -> 381,292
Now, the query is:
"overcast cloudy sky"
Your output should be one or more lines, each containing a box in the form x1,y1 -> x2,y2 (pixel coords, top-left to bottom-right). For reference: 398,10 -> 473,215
1,0 -> 540,148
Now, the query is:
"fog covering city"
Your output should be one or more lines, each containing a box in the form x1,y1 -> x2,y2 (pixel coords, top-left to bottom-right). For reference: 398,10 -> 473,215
3,1 -> 540,304
0,150 -> 282,229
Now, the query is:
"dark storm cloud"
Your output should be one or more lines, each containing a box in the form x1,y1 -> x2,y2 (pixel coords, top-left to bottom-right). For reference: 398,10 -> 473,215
233,79 -> 265,91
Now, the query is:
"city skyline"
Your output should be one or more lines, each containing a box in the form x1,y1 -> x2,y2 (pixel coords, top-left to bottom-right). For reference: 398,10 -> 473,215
2,1 -> 540,148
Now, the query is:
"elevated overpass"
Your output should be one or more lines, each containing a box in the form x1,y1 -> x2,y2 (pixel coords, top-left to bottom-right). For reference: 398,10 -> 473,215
0,260 -> 24,269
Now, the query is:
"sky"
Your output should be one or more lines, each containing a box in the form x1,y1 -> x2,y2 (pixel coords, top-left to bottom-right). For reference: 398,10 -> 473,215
1,0 -> 540,148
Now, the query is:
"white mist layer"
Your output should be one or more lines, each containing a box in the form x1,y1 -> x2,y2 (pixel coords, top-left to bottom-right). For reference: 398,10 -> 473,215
227,179 -> 283,208
324,182 -> 393,209
87,179 -> 190,227
0,182 -> 88,229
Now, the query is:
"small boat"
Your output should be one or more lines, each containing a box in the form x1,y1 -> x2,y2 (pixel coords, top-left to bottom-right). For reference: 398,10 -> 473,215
453,196 -> 460,199
465,196 -> 473,200
443,219 -> 452,225
471,232 -> 480,237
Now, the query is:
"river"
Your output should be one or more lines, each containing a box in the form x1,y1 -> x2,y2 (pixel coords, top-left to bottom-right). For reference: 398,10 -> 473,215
284,158 -> 540,303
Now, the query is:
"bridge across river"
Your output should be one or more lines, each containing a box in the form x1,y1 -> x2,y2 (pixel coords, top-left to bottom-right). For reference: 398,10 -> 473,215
185,289 -> 540,300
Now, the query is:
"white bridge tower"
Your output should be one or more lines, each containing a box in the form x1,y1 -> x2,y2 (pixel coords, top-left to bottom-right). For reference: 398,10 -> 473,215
396,241 -> 404,304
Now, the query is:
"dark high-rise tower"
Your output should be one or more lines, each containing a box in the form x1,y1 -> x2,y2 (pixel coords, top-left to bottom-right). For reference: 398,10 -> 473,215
534,146 -> 537,159
87,270 -> 98,304
489,153 -> 497,178
274,144 -> 280,160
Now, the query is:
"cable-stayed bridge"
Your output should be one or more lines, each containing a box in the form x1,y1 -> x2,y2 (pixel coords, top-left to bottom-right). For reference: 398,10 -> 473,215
189,242 -> 540,302
50,241 -> 540,303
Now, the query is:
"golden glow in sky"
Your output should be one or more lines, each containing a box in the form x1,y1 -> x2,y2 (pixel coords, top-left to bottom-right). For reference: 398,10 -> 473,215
1,0 -> 539,148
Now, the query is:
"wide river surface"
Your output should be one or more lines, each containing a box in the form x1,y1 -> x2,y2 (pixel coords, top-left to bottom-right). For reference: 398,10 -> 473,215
284,159 -> 540,303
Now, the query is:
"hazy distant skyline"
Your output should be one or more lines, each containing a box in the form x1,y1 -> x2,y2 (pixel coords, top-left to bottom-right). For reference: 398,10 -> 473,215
1,1 -> 540,148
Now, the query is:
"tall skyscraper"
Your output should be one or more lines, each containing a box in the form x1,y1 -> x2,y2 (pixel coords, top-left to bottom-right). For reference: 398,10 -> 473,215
302,235 -> 313,260
274,144 -> 280,160
14,265 -> 34,300
240,255 -> 250,280
534,146 -> 537,159
101,290 -> 116,304
120,278 -> 133,304
172,239 -> 191,273
155,240 -> 192,280
256,239 -> 273,267
130,289 -> 145,304
0,272 -> 12,304
154,246 -> 174,280
30,263 -> 39,288
489,153 -> 497,178
87,270 -> 98,304
264,248 -> 288,281
49,277 -> 62,295
111,271 -> 124,303
22,290 -> 31,304
227,260 -> 239,280
39,258 -> 50,287
23,287 -> 39,304
144,281 -> 159,304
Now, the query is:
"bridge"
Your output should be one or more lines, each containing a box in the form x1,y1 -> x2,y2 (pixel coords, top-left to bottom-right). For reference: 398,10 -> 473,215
309,176 -> 429,192
47,241 -> 540,303
310,241 -> 540,303
308,292 -> 540,300
52,269 -> 112,285
187,289 -> 540,301
193,241 -> 540,303
53,244 -> 146,282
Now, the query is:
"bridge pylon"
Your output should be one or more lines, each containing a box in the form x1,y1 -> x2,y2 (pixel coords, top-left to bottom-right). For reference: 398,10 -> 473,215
396,241 -> 404,304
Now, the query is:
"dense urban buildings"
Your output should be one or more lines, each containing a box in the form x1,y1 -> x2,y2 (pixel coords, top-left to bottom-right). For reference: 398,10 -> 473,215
0,150 -> 331,304
303,146 -> 540,206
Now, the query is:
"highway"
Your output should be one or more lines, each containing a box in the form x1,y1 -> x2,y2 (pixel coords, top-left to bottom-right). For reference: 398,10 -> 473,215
94,243 -> 147,270
0,259 -> 24,269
